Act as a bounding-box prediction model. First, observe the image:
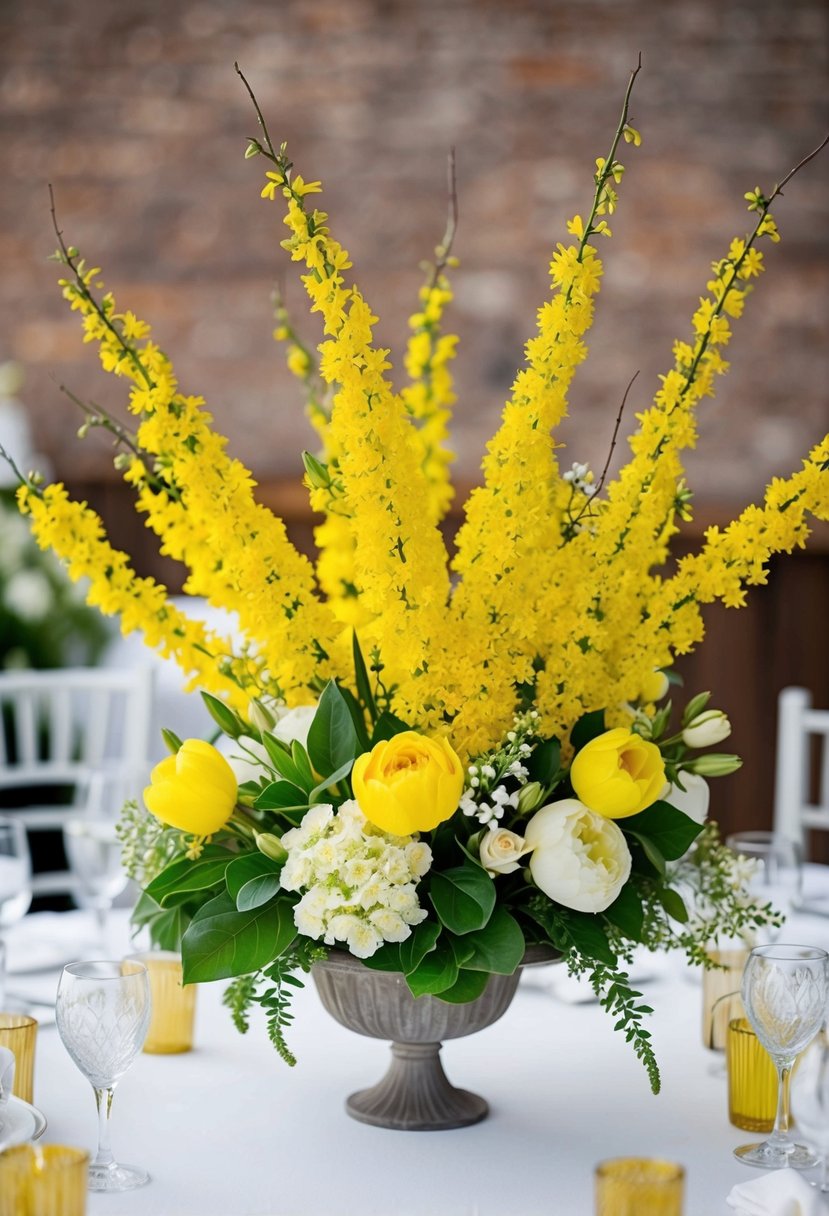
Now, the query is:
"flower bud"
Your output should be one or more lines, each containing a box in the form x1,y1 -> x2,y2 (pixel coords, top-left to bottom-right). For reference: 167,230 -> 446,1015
302,450 -> 331,490
681,691 -> 711,727
255,832 -> 288,863
684,753 -> 742,777
517,781 -> 545,816
682,710 -> 731,748
245,139 -> 262,159
248,698 -> 276,732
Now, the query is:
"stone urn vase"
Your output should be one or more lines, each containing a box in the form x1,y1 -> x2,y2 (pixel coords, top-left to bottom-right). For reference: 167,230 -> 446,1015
311,944 -> 558,1131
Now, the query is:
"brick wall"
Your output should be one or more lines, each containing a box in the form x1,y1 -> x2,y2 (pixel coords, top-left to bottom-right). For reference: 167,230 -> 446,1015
1,0 -> 826,503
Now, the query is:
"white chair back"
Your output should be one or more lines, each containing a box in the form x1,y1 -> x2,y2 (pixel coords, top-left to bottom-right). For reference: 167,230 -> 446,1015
773,685 -> 829,854
0,667 -> 154,895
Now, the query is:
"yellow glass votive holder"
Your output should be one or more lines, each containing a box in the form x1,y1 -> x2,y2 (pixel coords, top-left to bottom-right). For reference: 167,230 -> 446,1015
0,1145 -> 88,1216
129,951 -> 196,1053
726,1016 -> 777,1133
701,947 -> 748,1050
0,1012 -> 37,1103
595,1157 -> 685,1216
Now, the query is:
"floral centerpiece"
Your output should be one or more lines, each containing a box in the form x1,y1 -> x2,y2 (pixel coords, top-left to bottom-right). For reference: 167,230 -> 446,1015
10,63 -> 828,1102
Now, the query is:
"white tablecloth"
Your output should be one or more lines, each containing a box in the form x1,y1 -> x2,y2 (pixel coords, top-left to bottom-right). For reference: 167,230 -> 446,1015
16,875 -> 829,1216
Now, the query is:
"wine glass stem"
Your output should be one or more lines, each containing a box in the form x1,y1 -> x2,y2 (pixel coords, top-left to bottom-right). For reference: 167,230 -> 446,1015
93,1085 -> 117,1168
0,931 -> 6,1008
94,906 -> 107,951
770,1059 -> 795,1150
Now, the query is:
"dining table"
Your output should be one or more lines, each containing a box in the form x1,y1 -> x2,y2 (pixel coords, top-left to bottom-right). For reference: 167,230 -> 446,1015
9,869 -> 829,1216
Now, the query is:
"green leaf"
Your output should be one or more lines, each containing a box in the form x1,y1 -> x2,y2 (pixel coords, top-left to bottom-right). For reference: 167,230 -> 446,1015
149,905 -> 190,952
254,780 -> 308,811
144,848 -> 232,908
225,854 -> 282,901
290,741 -> 315,789
189,891 -> 237,923
603,883 -> 645,940
201,691 -> 244,739
658,887 -> 689,924
399,920 -> 441,975
429,864 -> 496,935
309,758 -> 354,803
405,942 -> 459,997
623,801 -> 703,861
528,737 -> 560,785
352,631 -> 377,721
570,710 -> 606,753
564,911 -> 617,967
436,969 -> 490,1004
306,681 -> 360,777
338,687 -> 371,752
460,908 -> 525,974
260,734 -> 308,789
181,898 -> 296,983
630,834 -> 667,876
161,728 -> 183,754
359,942 -> 403,972
371,710 -> 413,744
236,874 -> 282,912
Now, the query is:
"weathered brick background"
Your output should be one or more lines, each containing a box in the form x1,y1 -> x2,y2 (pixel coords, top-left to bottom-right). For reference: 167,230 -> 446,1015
1,0 -> 826,499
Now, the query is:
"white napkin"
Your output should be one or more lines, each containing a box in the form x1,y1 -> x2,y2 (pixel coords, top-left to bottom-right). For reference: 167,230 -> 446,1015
727,1169 -> 827,1215
0,1046 -> 14,1105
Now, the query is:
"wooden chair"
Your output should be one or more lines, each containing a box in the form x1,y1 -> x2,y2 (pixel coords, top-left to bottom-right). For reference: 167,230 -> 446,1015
0,667 -> 154,897
773,685 -> 829,855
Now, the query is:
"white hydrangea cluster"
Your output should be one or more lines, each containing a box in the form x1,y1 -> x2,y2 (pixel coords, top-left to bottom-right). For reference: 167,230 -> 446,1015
460,710 -> 538,828
280,800 -> 432,959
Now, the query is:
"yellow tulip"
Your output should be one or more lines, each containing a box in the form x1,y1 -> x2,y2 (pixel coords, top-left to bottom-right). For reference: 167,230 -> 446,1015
144,738 -> 238,835
570,727 -> 665,819
352,731 -> 464,836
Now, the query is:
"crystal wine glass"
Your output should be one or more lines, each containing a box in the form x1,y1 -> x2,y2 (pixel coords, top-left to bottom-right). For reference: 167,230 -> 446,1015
0,816 -> 32,1007
725,832 -> 802,943
790,1030 -> 829,1191
735,944 -> 829,1169
56,960 -> 151,1191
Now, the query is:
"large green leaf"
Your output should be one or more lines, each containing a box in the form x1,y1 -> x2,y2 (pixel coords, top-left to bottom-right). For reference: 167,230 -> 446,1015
360,942 -> 403,972
306,681 -> 360,777
236,874 -> 282,912
563,910 -> 617,967
399,921 -> 441,975
352,631 -> 377,721
144,848 -> 231,908
181,898 -> 296,983
200,691 -> 244,739
260,734 -> 309,789
623,802 -> 703,861
225,854 -> 282,902
309,759 -> 354,803
528,737 -> 561,786
371,711 -> 412,744
603,882 -> 645,940
405,942 -> 459,997
459,908 -> 525,974
429,864 -> 496,935
253,780 -> 308,811
570,710 -> 606,753
436,969 -> 490,1004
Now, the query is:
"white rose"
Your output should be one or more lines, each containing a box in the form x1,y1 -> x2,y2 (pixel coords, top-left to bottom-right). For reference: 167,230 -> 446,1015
273,705 -> 317,748
666,773 -> 710,825
218,735 -> 269,785
524,798 -> 632,914
479,828 -> 529,876
682,710 -> 731,748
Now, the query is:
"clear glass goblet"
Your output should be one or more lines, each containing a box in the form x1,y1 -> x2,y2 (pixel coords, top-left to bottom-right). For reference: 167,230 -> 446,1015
0,816 -> 32,1007
56,959 -> 151,1191
725,832 -> 802,943
790,1030 -> 829,1191
735,944 -> 829,1169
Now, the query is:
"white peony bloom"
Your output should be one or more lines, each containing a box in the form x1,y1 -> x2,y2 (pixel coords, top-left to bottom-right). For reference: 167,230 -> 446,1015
4,570 -> 52,622
666,773 -> 710,825
479,827 -> 529,876
272,705 -> 318,748
524,798 -> 632,914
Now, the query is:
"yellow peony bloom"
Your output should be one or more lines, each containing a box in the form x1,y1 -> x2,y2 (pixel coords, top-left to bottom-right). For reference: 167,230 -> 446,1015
352,731 -> 464,836
144,739 -> 238,835
570,727 -> 665,819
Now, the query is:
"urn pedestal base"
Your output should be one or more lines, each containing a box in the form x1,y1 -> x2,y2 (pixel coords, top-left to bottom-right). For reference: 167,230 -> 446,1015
346,1041 -> 488,1131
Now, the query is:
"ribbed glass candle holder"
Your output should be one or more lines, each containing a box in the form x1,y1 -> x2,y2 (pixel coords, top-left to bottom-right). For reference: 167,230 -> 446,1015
130,952 -> 196,1054
727,1016 -> 777,1133
0,1012 -> 37,1103
0,1145 -> 88,1216
594,1158 -> 684,1216
701,948 -> 747,1050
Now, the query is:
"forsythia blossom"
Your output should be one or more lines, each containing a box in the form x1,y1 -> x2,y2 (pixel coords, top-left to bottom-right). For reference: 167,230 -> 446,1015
279,801 -> 432,959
